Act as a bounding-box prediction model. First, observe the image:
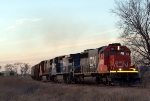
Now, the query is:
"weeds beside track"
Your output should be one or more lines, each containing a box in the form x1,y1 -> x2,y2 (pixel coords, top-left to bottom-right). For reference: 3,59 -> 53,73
0,76 -> 149,101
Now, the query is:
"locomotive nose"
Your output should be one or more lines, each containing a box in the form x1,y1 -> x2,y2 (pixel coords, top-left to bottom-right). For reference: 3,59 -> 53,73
110,55 -> 131,70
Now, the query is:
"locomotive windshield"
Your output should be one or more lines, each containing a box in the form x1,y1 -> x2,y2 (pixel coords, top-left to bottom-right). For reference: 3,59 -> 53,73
110,47 -> 129,56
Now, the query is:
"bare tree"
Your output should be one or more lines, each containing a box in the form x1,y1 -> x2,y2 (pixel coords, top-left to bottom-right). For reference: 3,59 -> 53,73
5,63 -> 16,72
111,0 -> 150,66
14,62 -> 30,76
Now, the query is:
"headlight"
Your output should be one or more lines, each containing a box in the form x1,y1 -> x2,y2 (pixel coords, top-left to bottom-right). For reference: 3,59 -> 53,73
129,68 -> 136,71
117,46 -> 120,50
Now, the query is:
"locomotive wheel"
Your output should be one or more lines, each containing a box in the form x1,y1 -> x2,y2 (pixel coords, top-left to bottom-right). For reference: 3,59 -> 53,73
39,76 -> 42,81
46,75 -> 50,81
66,77 -> 71,84
96,77 -> 99,85
74,77 -> 78,84
78,76 -> 83,84
54,76 -> 57,83
74,76 -> 82,84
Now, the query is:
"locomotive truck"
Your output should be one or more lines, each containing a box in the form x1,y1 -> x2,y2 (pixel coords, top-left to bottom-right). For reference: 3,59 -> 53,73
31,43 -> 140,85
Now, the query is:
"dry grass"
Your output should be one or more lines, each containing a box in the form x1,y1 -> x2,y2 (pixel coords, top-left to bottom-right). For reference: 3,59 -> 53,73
140,67 -> 150,88
0,76 -> 149,101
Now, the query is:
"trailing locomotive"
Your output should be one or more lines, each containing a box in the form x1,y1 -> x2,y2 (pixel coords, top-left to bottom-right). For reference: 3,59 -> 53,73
31,43 -> 140,85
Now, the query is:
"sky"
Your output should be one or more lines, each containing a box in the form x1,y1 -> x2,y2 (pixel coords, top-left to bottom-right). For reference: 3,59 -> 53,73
0,0 -> 121,71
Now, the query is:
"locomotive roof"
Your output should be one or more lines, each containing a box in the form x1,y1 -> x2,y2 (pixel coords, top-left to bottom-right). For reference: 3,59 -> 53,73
109,43 -> 121,46
84,49 -> 94,52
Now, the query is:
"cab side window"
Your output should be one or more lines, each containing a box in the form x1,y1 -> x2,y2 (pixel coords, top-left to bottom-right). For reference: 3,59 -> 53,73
126,52 -> 130,55
117,51 -> 124,55
110,51 -> 116,55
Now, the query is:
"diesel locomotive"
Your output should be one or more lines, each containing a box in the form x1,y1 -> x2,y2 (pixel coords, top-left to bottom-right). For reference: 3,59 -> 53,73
31,43 -> 140,85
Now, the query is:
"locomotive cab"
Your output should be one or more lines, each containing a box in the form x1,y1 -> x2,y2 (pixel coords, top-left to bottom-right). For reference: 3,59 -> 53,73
98,43 -> 139,85
98,43 -> 138,73
109,44 -> 132,72
109,44 -> 138,73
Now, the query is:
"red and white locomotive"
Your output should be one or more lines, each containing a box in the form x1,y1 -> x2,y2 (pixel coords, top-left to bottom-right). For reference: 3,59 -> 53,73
31,43 -> 140,85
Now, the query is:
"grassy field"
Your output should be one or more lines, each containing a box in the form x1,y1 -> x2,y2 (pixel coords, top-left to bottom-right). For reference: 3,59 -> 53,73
0,76 -> 149,101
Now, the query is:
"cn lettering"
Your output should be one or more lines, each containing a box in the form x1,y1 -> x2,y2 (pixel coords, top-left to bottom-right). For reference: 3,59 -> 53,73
115,61 -> 128,67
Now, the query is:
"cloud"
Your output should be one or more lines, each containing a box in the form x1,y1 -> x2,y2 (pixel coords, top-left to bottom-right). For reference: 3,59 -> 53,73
10,36 -> 43,45
16,19 -> 27,24
58,38 -> 116,49
32,18 -> 41,22
6,19 -> 27,30
41,38 -> 117,53
6,26 -> 15,30
87,28 -> 118,36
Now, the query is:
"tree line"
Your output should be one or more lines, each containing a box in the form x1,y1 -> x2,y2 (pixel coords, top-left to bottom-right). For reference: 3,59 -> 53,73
0,62 -> 30,76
